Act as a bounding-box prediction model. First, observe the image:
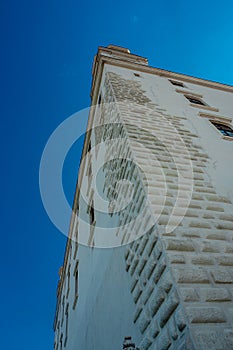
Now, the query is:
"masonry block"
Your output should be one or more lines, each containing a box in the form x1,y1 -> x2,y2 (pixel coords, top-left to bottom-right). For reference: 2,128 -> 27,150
173,267 -> 210,284
186,307 -> 226,323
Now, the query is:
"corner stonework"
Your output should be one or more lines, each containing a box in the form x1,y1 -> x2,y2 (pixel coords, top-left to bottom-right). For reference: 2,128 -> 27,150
105,71 -> 233,350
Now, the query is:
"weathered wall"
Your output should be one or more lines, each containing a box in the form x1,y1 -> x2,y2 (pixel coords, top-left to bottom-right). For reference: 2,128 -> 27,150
105,66 -> 233,349
54,52 -> 233,350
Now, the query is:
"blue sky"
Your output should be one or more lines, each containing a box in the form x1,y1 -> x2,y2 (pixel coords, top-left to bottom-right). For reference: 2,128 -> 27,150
1,1 -> 233,349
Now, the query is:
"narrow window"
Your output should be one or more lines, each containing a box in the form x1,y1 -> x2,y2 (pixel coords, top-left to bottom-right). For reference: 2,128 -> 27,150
74,265 -> 78,298
88,141 -> 91,153
73,226 -> 78,259
185,95 -> 206,106
88,161 -> 92,178
64,304 -> 69,346
61,295 -> 65,326
98,94 -> 102,105
87,192 -> 95,247
59,334 -> 63,350
170,80 -> 185,87
89,202 -> 95,225
211,121 -> 233,137
73,208 -> 79,259
86,153 -> 93,197
73,260 -> 79,308
66,265 -> 70,298
55,321 -> 60,350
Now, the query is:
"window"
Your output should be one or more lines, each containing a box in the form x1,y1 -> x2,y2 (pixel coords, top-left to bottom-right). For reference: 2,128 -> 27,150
86,158 -> 92,193
87,192 -> 95,247
89,202 -> 95,225
66,265 -> 71,298
73,224 -> 78,258
170,80 -> 185,87
64,304 -> 69,347
61,295 -> 65,326
98,94 -> 102,105
211,121 -> 233,137
88,161 -> 92,178
55,321 -> 60,350
73,261 -> 79,309
134,73 -> 140,77
74,262 -> 79,297
87,141 -> 91,153
185,95 -> 206,106
59,334 -> 63,350
73,209 -> 79,259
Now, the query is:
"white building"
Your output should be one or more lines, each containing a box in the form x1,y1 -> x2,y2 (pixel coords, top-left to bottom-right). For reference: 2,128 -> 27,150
54,45 -> 233,350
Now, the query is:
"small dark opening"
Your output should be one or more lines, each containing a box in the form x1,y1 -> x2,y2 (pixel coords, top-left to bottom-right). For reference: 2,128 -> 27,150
170,80 -> 184,87
90,203 -> 95,224
186,96 -> 205,106
211,121 -> 233,137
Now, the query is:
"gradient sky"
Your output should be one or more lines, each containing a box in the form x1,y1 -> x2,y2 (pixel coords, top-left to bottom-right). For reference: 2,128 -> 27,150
1,1 -> 233,349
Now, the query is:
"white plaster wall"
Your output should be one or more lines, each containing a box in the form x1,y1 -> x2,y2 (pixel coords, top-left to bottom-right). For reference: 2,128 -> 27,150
55,63 -> 233,350
55,214 -> 141,349
105,64 -> 233,202
54,72 -> 142,349
69,245 -> 141,350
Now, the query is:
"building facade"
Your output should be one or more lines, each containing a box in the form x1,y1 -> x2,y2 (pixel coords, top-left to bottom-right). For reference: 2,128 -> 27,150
54,45 -> 233,350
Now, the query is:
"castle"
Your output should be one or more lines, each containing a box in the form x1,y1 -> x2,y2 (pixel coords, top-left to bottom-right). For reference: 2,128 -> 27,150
54,45 -> 233,350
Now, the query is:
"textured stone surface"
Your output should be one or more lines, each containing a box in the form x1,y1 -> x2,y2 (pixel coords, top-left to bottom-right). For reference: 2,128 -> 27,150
108,70 -> 233,350
186,307 -> 226,323
54,53 -> 233,350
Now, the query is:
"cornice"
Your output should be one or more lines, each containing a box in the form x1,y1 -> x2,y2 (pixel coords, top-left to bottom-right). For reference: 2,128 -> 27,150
91,48 -> 233,100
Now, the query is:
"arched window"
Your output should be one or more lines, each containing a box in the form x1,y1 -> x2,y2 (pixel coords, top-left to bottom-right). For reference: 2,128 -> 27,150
211,121 -> 233,137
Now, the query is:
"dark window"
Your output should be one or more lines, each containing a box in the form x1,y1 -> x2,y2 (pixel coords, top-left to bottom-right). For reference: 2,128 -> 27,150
74,261 -> 79,299
74,269 -> 78,296
89,202 -> 95,224
185,95 -> 206,106
59,334 -> 63,350
66,265 -> 70,298
98,94 -> 102,105
61,296 -> 65,326
64,304 -> 69,346
211,121 -> 233,137
134,73 -> 140,77
88,162 -> 92,178
170,80 -> 184,87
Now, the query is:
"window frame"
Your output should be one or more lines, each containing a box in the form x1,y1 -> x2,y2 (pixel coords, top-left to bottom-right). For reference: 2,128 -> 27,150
59,333 -> 63,350
64,303 -> 69,347
169,79 -> 185,88
66,265 -> 71,299
183,94 -> 219,112
87,191 -> 96,247
72,209 -> 79,260
73,260 -> 79,309
210,120 -> 233,140
61,295 -> 65,326
185,94 -> 206,106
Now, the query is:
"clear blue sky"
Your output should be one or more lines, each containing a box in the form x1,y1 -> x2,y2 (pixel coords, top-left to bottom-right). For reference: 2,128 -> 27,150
1,1 -> 233,349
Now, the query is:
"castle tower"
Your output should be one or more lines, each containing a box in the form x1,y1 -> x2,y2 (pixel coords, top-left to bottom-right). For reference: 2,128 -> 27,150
54,45 -> 233,350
